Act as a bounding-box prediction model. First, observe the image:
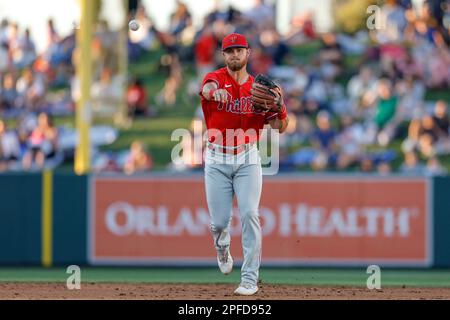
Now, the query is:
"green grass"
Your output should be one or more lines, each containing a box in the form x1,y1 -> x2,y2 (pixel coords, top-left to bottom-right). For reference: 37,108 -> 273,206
425,90 -> 450,102
290,41 -> 322,64
98,116 -> 193,170
1,267 -> 449,287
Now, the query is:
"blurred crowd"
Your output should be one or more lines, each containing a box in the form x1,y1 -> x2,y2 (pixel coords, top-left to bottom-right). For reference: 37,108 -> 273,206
274,0 -> 450,175
154,0 -> 450,176
0,14 -> 149,172
1,0 -> 450,175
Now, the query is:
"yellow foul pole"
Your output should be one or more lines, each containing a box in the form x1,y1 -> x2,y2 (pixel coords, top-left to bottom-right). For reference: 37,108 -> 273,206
75,0 -> 94,174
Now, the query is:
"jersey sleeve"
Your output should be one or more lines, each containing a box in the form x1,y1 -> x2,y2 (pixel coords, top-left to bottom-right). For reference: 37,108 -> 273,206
277,105 -> 288,120
199,71 -> 222,98
264,111 -> 278,124
263,105 -> 288,124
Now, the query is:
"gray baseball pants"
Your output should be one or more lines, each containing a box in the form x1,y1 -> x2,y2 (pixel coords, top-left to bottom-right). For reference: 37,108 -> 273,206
204,144 -> 262,286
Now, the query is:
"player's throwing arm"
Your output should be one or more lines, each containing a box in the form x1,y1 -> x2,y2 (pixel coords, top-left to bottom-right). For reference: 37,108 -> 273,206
202,82 -> 229,104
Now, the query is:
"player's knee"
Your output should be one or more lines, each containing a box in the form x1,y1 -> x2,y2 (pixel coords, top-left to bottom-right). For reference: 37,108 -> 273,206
210,220 -> 229,232
239,209 -> 259,222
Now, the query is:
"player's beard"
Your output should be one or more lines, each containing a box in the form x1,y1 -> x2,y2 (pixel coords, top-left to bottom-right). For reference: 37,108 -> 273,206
227,57 -> 247,71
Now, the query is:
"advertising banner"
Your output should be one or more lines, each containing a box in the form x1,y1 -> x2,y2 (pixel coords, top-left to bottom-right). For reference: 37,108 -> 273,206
89,176 -> 431,266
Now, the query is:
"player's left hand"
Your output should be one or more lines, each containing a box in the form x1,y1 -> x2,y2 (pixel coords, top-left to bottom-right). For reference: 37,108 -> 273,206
250,74 -> 284,113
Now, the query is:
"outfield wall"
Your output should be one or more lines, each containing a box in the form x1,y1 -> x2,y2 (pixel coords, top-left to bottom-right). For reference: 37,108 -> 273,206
0,173 -> 449,267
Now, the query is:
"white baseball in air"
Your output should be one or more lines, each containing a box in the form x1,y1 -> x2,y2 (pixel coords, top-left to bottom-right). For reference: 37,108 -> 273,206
129,20 -> 140,31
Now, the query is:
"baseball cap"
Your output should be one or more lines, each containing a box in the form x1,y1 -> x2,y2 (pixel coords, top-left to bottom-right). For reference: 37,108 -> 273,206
221,33 -> 249,51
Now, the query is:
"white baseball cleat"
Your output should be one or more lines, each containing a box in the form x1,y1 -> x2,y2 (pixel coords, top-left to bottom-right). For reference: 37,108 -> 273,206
234,283 -> 259,296
217,250 -> 233,275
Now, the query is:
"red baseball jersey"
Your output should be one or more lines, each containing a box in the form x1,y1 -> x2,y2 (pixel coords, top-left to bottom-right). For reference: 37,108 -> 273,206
199,67 -> 287,146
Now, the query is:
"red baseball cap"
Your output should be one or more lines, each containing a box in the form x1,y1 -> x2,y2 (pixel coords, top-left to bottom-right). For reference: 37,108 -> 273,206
221,33 -> 249,51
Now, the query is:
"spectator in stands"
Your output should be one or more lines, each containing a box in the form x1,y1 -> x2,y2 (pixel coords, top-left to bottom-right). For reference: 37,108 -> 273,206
248,46 -> 273,75
96,20 -> 117,71
0,73 -> 18,112
373,79 -> 398,146
395,52 -> 423,80
433,100 -> 450,137
0,41 -> 9,74
259,28 -> 289,66
16,68 -> 34,109
13,28 -> 36,69
427,44 -> 450,88
44,18 -> 59,55
400,151 -> 424,174
284,90 -> 314,143
127,77 -> 149,117
7,23 -> 20,66
376,0 -> 408,44
0,119 -> 21,171
431,100 -> 450,154
156,54 -> 182,106
22,72 -> 46,112
424,155 -> 448,175
124,140 -> 153,174
377,160 -> 393,175
167,118 -> 204,171
22,112 -> 58,170
310,111 -> 338,170
0,19 -> 9,48
336,115 -> 365,169
91,67 -> 122,114
395,75 -> 425,121
285,11 -> 316,46
407,113 -> 441,157
347,66 -> 378,117
326,77 -> 350,116
359,155 -> 375,173
194,24 -> 217,79
169,0 -> 192,41
318,32 -> 343,79
243,0 -> 274,30
16,113 -> 37,152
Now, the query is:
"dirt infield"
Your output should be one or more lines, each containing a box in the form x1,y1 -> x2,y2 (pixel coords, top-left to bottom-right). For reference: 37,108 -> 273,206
1,283 -> 449,300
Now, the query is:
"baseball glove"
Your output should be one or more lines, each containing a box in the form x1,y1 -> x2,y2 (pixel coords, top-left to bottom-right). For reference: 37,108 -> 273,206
250,74 -> 283,113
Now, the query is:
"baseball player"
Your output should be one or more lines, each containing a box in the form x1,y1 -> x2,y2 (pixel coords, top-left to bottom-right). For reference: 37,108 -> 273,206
199,33 -> 289,295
